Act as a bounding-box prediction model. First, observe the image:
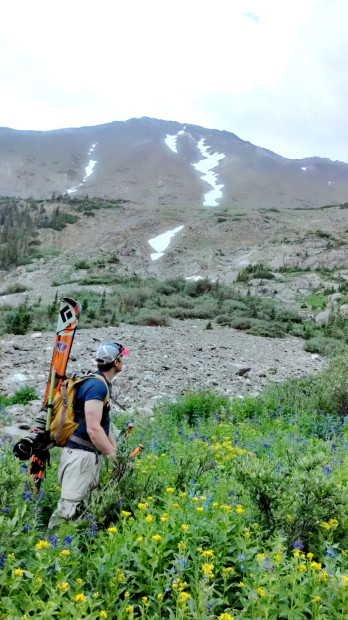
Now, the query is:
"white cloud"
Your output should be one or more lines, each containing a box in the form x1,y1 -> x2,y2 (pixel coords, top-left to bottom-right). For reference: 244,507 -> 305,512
0,0 -> 347,161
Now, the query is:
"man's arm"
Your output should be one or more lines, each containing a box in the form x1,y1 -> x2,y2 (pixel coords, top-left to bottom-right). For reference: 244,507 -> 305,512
108,430 -> 117,449
85,399 -> 115,456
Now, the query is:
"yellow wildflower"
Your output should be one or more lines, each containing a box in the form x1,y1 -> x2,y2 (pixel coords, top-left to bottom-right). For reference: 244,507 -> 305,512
125,605 -> 133,613
201,549 -> 215,558
145,515 -> 153,523
121,511 -> 131,517
137,503 -> 148,510
107,527 -> 117,533
238,582 -> 245,587
147,496 -> 153,501
200,496 -> 206,500
74,593 -> 86,603
60,550 -> 70,556
341,575 -> 348,584
319,571 -> 328,582
35,577 -> 42,583
197,507 -> 204,512
166,487 -> 174,493
307,552 -> 314,560
124,591 -> 130,598
298,564 -> 307,572
76,578 -> 83,584
192,497 -> 199,502
152,535 -> 162,541
100,612 -> 107,618
136,536 -> 144,542
256,587 -> 265,598
160,516 -> 168,522
219,614 -> 234,620
179,492 -> 187,497
173,503 -> 179,508
57,582 -> 69,591
222,567 -> 234,575
178,592 -> 191,604
235,505 -> 244,514
312,596 -> 321,603
201,563 -> 215,579
328,519 -> 338,528
220,505 -> 231,511
36,540 -> 50,549
157,593 -> 163,600
114,568 -> 126,582
310,561 -> 322,571
8,553 -> 15,559
13,568 -> 23,576
181,524 -> 189,531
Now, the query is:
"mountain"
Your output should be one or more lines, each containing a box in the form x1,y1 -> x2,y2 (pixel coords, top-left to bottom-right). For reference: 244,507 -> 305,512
1,116 -> 348,209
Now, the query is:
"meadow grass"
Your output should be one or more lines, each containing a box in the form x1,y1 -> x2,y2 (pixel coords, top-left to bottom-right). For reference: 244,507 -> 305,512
1,363 -> 348,618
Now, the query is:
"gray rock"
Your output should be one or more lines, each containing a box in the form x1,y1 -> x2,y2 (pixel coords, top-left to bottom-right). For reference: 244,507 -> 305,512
315,311 -> 330,325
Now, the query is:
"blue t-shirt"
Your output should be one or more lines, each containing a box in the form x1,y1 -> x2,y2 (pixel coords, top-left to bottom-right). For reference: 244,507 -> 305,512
66,372 -> 111,452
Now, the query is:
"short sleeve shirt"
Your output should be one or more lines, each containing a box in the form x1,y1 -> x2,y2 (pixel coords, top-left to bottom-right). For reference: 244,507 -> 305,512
66,371 -> 111,452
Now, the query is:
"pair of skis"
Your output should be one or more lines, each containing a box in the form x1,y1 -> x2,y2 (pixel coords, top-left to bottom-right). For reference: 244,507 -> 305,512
29,297 -> 142,492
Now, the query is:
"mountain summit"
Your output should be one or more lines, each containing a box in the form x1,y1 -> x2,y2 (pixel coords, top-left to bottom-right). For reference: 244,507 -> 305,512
1,116 -> 348,208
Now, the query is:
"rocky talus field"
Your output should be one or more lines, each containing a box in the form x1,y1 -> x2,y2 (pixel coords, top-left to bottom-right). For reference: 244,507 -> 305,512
0,320 -> 324,438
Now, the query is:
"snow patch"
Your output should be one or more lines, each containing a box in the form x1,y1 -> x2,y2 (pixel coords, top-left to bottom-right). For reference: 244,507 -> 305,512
84,160 -> 97,179
66,143 -> 98,194
164,134 -> 178,153
192,139 -> 225,207
301,166 -> 307,171
185,276 -> 203,281
149,225 -> 184,261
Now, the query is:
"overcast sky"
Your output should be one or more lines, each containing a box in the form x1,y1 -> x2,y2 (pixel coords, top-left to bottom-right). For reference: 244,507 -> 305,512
1,0 -> 347,162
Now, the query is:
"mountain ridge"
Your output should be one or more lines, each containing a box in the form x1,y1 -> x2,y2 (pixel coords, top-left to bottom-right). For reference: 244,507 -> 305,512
1,117 -> 348,208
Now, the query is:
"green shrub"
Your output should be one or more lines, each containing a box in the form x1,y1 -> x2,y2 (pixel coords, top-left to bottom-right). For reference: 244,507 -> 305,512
0,386 -> 37,408
160,390 -> 231,426
133,311 -> 170,327
0,283 -> 29,295
74,260 -> 90,269
304,336 -> 348,357
6,302 -> 32,334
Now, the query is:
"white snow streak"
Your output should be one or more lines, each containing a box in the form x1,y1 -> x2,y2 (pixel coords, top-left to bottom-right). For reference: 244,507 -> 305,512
149,225 -> 184,261
84,160 -> 97,179
301,166 -> 307,171
66,142 -> 98,194
193,139 -> 225,207
164,134 -> 178,153
164,130 -> 184,154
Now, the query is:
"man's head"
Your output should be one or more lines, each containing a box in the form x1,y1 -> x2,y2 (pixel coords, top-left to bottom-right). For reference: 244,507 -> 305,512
95,342 -> 130,373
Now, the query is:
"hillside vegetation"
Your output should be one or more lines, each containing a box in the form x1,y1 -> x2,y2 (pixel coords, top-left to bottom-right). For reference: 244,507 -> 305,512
1,359 -> 348,618
2,271 -> 348,358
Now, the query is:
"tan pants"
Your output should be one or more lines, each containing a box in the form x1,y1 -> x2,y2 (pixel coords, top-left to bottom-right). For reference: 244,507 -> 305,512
48,447 -> 101,529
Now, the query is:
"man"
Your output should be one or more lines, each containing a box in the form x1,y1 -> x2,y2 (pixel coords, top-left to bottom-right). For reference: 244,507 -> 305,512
48,342 -> 130,529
